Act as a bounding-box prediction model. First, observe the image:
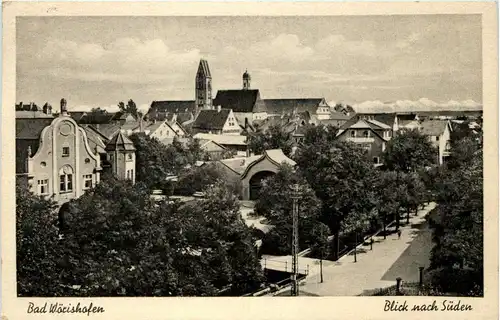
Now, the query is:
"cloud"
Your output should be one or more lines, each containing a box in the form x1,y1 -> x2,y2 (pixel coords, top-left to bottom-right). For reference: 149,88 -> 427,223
353,98 -> 483,113
34,38 -> 202,82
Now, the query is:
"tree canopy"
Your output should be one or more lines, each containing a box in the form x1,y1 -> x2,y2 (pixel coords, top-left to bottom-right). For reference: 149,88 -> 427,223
427,136 -> 483,296
16,181 -> 65,296
248,124 -> 295,157
295,133 -> 378,260
382,129 -> 437,172
20,175 -> 264,296
254,164 -> 326,255
118,99 -> 139,118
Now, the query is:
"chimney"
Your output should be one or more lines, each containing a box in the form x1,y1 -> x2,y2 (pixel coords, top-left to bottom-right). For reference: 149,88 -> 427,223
60,98 -> 68,116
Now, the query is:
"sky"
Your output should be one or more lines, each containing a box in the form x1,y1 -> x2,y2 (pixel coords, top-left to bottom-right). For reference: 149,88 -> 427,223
16,15 -> 482,113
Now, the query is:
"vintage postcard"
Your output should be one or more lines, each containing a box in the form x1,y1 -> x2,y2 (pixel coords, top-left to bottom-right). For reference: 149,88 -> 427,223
1,1 -> 498,320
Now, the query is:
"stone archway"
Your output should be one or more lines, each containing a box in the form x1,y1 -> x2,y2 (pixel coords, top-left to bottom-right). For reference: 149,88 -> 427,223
248,170 -> 275,200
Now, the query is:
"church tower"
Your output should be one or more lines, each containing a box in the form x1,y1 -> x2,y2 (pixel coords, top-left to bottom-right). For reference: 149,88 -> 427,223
243,70 -> 251,90
195,59 -> 213,114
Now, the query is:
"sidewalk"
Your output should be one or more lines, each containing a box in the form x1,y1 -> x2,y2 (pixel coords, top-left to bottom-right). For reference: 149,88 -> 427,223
298,202 -> 436,296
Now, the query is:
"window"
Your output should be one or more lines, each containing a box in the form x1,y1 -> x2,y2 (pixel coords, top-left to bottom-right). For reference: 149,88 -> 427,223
83,174 -> 93,189
59,165 -> 73,193
350,130 -> 356,137
373,157 -> 380,164
38,179 -> 48,194
126,170 -> 130,179
436,136 -> 440,142
363,130 -> 369,138
131,169 -> 134,179
62,147 -> 70,157
127,153 -> 133,161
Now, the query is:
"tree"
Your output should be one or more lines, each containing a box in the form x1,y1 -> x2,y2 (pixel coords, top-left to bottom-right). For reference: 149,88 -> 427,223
383,129 -> 437,172
118,99 -> 139,118
90,107 -> 108,114
16,182 -> 66,296
374,171 -> 403,236
128,133 -> 171,190
175,163 -> 226,196
59,177 -> 263,296
296,138 -> 378,260
428,147 -> 482,296
254,164 -> 325,255
248,124 -> 295,156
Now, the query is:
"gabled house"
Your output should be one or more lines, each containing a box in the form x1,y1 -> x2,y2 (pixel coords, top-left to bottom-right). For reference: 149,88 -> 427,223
263,98 -> 331,120
394,113 -> 420,132
336,117 -> 392,166
15,99 -> 136,205
192,106 -> 241,135
418,120 -> 453,165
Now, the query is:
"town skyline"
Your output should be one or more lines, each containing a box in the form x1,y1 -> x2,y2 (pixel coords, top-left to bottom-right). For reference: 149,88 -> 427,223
17,15 -> 482,113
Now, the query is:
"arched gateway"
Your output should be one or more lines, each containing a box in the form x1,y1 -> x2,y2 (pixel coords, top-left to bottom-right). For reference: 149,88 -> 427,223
240,149 -> 296,201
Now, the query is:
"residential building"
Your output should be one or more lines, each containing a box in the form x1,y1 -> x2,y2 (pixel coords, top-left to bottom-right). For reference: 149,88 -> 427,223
193,133 -> 248,156
105,131 -> 137,184
418,120 -> 453,165
16,99 -> 136,205
263,98 -> 331,120
192,106 -> 242,135
336,117 -> 392,166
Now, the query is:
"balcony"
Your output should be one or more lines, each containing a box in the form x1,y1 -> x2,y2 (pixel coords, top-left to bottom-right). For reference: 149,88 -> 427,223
347,137 -> 375,143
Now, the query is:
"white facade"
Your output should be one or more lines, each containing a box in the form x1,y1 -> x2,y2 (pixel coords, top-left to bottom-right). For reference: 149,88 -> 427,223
26,115 -> 102,205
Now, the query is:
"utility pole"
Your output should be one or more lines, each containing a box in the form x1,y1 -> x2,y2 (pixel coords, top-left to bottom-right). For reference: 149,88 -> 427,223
291,184 -> 300,296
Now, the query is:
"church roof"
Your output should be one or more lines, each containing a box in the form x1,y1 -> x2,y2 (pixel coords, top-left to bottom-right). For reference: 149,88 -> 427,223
263,98 -> 327,115
213,89 -> 266,113
150,100 -> 196,114
193,108 -> 232,131
105,131 -> 136,151
197,59 -> 212,78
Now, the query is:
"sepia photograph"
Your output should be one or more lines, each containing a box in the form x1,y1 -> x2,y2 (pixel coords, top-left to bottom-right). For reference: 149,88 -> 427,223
13,13 -> 486,298
2,3 -> 498,319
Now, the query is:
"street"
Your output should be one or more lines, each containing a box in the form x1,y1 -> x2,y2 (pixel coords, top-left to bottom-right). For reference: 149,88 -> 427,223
296,202 -> 437,296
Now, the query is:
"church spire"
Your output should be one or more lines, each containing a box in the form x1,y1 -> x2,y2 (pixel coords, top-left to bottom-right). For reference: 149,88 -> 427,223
195,59 -> 213,113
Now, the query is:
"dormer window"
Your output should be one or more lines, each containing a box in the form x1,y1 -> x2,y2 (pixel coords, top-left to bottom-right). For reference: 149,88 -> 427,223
350,130 -> 356,137
363,130 -> 369,138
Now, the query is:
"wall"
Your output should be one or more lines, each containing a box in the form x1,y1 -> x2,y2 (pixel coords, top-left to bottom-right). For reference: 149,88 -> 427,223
222,111 -> 243,135
28,116 -> 100,205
